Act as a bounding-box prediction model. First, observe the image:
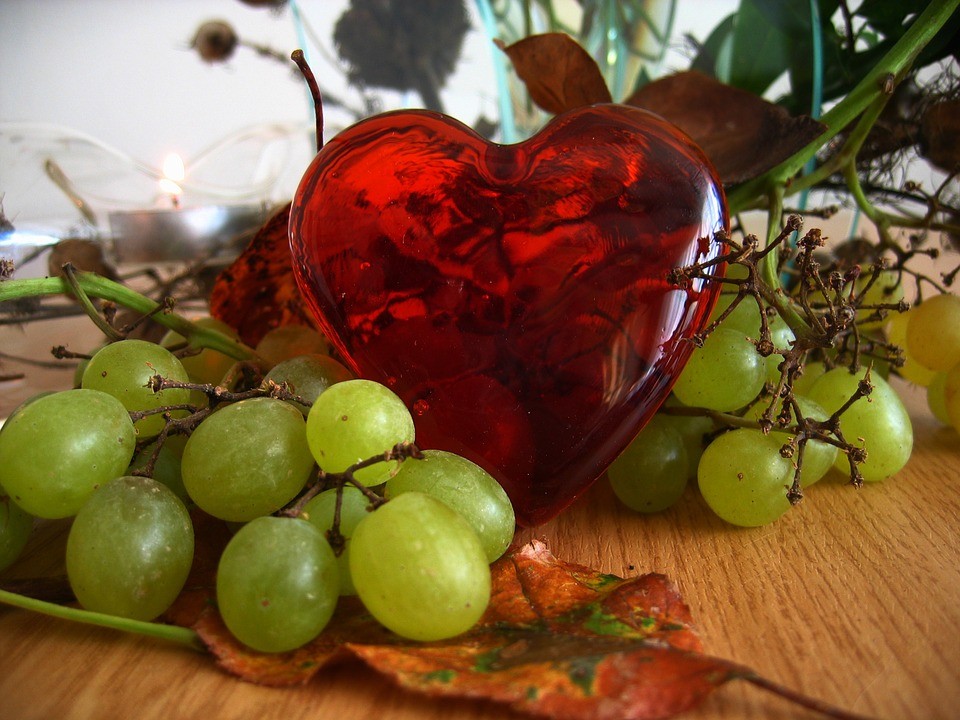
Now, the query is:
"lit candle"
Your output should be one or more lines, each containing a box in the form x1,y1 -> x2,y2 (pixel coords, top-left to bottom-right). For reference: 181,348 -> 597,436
159,153 -> 185,208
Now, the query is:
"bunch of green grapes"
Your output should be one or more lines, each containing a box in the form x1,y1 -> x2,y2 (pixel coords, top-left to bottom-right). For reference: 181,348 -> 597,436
0,321 -> 516,653
609,272 -> 925,528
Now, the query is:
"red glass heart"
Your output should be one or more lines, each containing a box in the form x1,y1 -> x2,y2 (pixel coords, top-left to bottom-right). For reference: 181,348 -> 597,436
290,104 -> 727,526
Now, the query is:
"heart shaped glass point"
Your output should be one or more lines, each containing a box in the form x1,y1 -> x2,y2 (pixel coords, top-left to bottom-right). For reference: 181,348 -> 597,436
290,104 -> 728,525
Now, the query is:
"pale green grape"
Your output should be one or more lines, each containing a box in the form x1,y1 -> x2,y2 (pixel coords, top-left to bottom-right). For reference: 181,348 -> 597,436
905,293 -> 960,373
350,492 -> 490,641
82,339 -> 191,438
709,296 -> 795,383
216,516 -> 339,653
747,395 -> 838,487
856,270 -> 903,327
927,372 -> 951,425
698,429 -> 792,527
182,397 -> 314,521
807,367 -> 913,482
161,316 -> 241,386
66,476 -> 193,620
0,389 -> 136,518
264,354 -> 354,414
306,379 -> 415,486
672,327 -> 766,411
0,494 -> 33,572
385,450 -> 515,561
886,310 -> 937,386
792,360 -> 827,396
709,293 -> 762,332
944,363 -> 960,434
659,397 -> 714,477
303,486 -> 370,595
256,325 -> 333,368
607,415 -> 688,513
764,318 -> 796,383
128,441 -> 189,505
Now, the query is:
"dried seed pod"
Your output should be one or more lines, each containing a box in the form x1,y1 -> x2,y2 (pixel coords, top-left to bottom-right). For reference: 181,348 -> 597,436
192,20 -> 238,64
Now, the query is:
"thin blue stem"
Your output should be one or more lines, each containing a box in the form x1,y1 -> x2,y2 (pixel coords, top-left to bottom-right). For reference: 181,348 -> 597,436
475,0 -> 520,142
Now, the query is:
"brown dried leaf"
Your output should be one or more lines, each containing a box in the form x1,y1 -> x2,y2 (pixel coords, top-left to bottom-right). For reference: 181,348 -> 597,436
921,98 -> 960,173
47,239 -> 120,282
496,33 -> 612,115
626,71 -> 826,185
187,540 -> 746,719
208,202 -> 316,346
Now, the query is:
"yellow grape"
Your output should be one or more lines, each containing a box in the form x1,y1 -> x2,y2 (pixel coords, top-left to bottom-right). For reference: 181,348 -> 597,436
945,363 -> 960,434
905,293 -> 960,373
885,310 -> 937,386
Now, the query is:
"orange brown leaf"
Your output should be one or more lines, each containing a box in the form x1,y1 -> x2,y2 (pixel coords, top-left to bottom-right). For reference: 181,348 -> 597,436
626,71 -> 825,185
208,202 -> 317,346
188,540 -> 748,719
496,33 -> 612,115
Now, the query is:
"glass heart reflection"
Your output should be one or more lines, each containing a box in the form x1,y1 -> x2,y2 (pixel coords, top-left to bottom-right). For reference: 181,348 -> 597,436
290,104 -> 728,525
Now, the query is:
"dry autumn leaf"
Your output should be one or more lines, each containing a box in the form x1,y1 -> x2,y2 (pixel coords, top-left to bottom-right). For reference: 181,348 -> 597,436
172,539 -> 839,720
495,33 -> 612,115
208,202 -> 316,346
626,71 -> 826,185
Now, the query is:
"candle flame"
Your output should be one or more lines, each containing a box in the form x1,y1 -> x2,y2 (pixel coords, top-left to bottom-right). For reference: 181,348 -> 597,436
159,153 -> 185,204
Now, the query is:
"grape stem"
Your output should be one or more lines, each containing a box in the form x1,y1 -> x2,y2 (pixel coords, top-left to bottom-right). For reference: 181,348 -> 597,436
280,441 -> 424,553
0,588 -> 204,651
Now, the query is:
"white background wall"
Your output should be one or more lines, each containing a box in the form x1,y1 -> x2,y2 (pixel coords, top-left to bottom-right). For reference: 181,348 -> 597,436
0,0 -> 734,205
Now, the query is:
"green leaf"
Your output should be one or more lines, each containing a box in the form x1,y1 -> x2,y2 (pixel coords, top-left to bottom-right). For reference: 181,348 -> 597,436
728,0 -> 808,97
690,13 -> 736,80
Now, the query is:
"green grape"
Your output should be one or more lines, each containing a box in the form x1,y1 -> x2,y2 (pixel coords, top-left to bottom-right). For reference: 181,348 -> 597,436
264,354 -> 354,414
66,476 -> 193,621
73,344 -> 107,389
607,415 -> 688,513
128,441 -> 190,505
697,429 -> 792,527
659,397 -> 714,477
256,324 -> 333,368
160,316 -> 241,386
856,270 -> 903,327
792,360 -> 827,396
216,516 -> 339,653
0,494 -> 34,572
709,293 -> 761,332
672,327 -> 766,411
807,366 -> 913,482
350,492 -> 490,641
905,293 -> 960,373
2,392 -> 52,423
303,486 -> 370,595
385,450 -> 515,561
711,299 -> 795,385
885,309 -> 937,386
944,363 -> 960,434
306,379 -> 415,486
82,339 -> 192,438
181,397 -> 314,521
764,317 -> 796,383
0,389 -> 136,518
927,372 -> 951,425
747,395 -> 838,487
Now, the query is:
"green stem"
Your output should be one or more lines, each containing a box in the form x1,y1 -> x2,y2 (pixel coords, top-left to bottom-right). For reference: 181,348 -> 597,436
0,273 -> 256,362
727,0 -> 960,214
61,265 -> 124,341
0,588 -> 204,650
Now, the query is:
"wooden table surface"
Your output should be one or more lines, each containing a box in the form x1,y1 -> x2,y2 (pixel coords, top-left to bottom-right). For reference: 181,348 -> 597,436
1,315 -> 959,720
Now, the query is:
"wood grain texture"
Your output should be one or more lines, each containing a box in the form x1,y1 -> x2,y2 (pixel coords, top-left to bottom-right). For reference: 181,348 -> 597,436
2,319 -> 959,720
